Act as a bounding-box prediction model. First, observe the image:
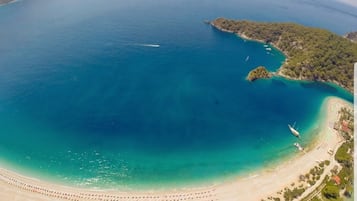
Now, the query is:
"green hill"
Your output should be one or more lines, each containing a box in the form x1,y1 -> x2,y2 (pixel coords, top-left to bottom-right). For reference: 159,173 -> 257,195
211,18 -> 357,93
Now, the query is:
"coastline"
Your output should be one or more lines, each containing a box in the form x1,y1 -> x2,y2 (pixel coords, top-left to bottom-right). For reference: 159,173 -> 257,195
210,22 -> 289,56
214,96 -> 351,200
0,96 -> 352,201
210,21 -> 354,94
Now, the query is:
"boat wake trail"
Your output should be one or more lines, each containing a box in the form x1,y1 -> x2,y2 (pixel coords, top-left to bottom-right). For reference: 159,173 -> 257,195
134,43 -> 160,48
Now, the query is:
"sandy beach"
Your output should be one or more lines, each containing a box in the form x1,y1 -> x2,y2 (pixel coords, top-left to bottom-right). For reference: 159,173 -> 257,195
0,96 -> 353,201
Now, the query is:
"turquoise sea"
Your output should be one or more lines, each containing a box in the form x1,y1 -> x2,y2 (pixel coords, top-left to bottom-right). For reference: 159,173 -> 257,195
0,0 -> 355,189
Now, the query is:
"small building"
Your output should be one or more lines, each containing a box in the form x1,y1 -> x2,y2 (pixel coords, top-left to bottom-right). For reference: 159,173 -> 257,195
341,120 -> 350,133
332,175 -> 341,185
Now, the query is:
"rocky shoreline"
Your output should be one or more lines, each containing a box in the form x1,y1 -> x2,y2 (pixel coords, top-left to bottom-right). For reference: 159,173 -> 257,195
210,18 -> 355,93
344,31 -> 357,43
246,66 -> 272,81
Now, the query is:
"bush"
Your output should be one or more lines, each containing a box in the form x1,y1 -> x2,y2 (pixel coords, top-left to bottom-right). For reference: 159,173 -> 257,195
310,197 -> 322,201
283,187 -> 305,201
344,185 -> 353,198
319,162 -> 324,168
308,180 -> 316,186
324,160 -> 330,166
337,166 -> 353,190
335,142 -> 353,167
322,184 -> 340,199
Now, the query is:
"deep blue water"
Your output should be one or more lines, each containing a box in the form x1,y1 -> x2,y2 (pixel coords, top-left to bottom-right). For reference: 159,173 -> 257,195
0,0 -> 355,189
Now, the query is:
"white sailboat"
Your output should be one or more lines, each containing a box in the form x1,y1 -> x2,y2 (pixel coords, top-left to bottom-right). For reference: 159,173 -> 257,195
288,124 -> 300,138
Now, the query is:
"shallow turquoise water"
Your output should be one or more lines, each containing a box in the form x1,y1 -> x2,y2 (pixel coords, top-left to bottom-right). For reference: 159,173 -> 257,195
0,0 -> 354,189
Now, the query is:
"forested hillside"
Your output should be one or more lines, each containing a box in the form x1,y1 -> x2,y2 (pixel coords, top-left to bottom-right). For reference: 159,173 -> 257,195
211,18 -> 357,92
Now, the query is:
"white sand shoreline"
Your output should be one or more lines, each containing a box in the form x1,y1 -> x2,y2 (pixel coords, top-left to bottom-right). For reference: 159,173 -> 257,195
0,96 -> 353,201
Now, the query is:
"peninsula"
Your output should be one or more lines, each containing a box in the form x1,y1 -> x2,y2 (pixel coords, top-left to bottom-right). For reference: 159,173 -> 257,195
211,18 -> 357,93
246,66 -> 272,81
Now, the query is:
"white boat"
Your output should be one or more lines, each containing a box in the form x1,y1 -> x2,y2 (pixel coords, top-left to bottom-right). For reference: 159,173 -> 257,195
265,47 -> 272,51
288,124 -> 300,138
264,44 -> 269,47
294,142 -> 304,151
245,56 -> 250,61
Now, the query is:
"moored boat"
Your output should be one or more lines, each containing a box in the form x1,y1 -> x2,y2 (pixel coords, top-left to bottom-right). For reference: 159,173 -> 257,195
294,142 -> 304,151
288,124 -> 300,138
